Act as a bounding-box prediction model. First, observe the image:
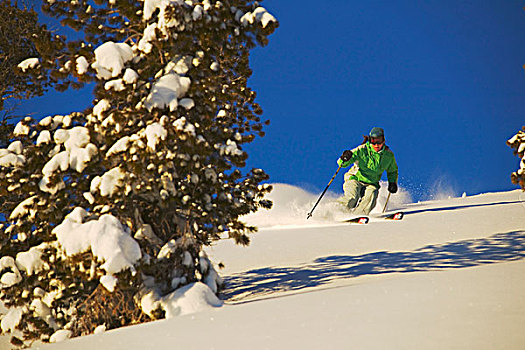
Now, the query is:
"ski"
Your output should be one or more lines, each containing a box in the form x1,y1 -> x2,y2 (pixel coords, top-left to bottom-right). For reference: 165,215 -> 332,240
343,216 -> 370,224
343,212 -> 404,224
382,211 -> 404,220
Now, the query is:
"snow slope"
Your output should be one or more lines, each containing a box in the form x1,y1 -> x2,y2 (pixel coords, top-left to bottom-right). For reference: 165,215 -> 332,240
23,185 -> 525,349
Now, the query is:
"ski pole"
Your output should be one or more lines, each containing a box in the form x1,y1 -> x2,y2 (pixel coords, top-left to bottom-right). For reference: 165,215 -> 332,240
307,165 -> 342,219
382,192 -> 391,213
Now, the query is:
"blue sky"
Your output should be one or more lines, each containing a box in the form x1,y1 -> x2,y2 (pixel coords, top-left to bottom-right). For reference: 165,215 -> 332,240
12,0 -> 525,202
245,0 -> 525,200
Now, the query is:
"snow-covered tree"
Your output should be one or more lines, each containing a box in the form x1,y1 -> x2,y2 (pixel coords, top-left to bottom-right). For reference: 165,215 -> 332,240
0,0 -> 276,346
507,126 -> 525,190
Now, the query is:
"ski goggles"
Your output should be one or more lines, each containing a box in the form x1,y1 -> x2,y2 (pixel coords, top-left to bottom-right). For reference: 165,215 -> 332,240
370,136 -> 384,145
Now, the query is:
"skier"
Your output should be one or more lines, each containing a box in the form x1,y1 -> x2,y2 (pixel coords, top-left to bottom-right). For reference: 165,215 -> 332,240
338,127 -> 398,216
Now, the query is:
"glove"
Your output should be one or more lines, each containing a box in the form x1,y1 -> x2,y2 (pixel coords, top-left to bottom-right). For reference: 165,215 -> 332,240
340,150 -> 353,162
388,182 -> 398,194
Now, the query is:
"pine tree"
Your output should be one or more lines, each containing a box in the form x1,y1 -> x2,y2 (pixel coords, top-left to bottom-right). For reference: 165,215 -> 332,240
0,113 -> 11,148
507,126 -> 525,190
0,0 -> 72,111
0,0 -> 277,346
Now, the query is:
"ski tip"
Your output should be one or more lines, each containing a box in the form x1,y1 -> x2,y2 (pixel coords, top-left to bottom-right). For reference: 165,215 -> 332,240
344,216 -> 370,224
384,212 -> 404,220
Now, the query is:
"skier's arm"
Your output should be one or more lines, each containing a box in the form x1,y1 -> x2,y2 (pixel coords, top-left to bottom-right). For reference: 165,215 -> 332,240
337,150 -> 354,168
337,158 -> 351,167
337,144 -> 365,167
386,155 -> 399,183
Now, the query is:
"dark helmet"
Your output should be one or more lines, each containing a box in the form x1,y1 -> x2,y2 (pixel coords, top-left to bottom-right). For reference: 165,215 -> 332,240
369,127 -> 385,138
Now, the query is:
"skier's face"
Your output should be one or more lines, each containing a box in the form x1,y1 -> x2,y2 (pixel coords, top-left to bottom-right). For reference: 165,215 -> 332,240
370,137 -> 385,152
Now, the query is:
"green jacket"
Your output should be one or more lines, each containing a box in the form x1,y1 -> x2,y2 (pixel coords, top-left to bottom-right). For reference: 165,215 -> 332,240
337,142 -> 398,188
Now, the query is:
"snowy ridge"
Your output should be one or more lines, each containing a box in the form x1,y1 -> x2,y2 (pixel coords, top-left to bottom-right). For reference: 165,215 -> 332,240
21,185 -> 525,350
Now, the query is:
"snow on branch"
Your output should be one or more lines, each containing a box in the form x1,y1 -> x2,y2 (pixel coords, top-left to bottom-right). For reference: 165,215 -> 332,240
39,126 -> 99,194
238,7 -> 277,28
0,257 -> 22,289
53,208 -> 142,287
144,73 -> 191,112
91,42 -> 134,80
507,127 -> 525,190
17,58 -> 40,72
90,166 -> 127,197
0,141 -> 25,168
9,195 -> 38,221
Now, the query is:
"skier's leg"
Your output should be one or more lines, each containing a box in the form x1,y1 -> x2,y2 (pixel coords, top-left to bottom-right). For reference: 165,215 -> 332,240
353,184 -> 379,216
342,179 -> 362,210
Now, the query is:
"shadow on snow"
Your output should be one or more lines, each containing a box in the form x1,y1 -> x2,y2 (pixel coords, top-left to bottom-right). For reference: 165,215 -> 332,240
392,200 -> 522,217
221,230 -> 525,303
